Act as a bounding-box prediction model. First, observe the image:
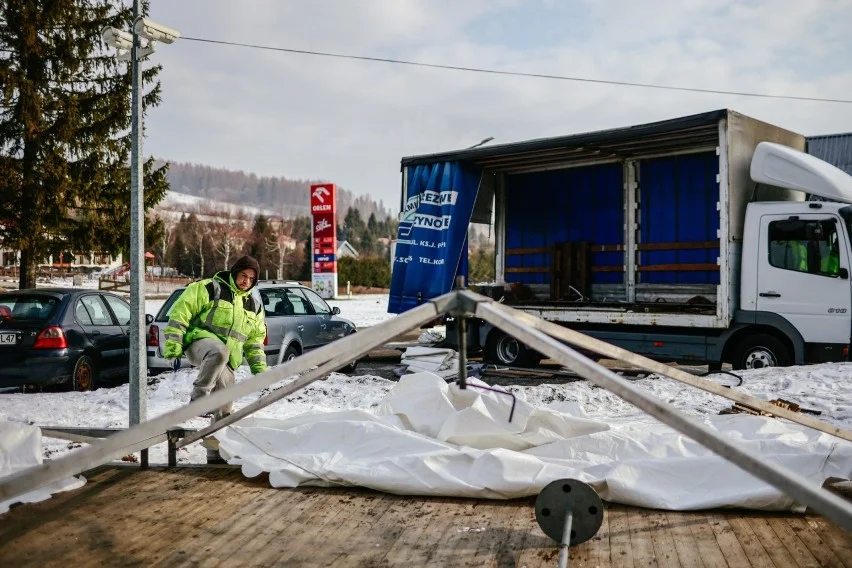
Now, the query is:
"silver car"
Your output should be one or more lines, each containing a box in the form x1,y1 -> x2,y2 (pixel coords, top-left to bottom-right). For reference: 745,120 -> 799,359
146,281 -> 359,375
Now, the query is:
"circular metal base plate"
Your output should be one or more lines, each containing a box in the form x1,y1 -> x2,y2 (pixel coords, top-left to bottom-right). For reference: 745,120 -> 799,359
535,478 -> 604,546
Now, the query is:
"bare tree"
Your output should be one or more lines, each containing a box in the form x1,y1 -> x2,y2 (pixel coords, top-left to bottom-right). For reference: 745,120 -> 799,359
264,218 -> 299,280
214,219 -> 249,271
155,215 -> 176,276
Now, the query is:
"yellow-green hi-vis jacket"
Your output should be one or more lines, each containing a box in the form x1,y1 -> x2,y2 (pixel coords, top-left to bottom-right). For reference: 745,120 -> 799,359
163,271 -> 268,374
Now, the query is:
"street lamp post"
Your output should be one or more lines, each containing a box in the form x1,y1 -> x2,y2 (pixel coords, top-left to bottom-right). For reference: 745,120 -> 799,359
102,4 -> 179,455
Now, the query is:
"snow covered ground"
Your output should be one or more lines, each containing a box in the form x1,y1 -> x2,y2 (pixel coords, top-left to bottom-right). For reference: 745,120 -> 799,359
1,292 -> 851,471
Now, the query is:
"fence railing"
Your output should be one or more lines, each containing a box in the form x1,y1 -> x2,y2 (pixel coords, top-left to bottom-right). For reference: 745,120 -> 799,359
1,289 -> 851,532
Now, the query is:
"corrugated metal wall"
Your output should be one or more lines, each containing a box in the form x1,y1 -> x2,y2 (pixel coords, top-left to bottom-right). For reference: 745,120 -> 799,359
505,163 -> 624,284
639,152 -> 720,284
807,134 -> 852,176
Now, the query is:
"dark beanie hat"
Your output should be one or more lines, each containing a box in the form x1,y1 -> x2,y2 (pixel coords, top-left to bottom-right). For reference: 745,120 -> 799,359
230,255 -> 260,281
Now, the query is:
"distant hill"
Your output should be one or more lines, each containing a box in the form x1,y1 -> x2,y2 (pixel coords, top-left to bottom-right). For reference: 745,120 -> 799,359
155,159 -> 395,221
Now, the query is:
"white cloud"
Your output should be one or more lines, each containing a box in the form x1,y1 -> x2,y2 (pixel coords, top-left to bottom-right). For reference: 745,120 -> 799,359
144,0 -> 852,209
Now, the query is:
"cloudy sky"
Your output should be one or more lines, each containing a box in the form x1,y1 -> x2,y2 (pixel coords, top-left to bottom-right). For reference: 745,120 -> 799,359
143,0 -> 852,209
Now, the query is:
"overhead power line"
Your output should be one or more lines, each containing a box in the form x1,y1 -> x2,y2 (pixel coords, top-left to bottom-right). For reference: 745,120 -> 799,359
180,36 -> 852,105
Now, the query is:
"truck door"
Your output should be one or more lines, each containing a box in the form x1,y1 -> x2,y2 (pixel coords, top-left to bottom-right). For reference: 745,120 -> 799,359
756,214 -> 852,345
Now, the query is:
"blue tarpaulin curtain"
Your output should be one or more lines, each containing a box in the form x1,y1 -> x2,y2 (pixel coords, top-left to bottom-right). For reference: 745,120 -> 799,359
388,161 -> 483,313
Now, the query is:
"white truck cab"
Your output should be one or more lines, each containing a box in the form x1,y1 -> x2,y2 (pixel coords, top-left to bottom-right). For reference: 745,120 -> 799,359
737,142 -> 852,366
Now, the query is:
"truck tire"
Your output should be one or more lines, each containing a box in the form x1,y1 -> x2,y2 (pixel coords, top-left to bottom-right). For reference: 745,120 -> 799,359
732,334 -> 791,370
485,331 -> 541,368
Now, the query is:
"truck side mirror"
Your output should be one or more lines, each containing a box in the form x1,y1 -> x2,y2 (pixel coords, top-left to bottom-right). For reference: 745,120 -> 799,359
839,268 -> 849,280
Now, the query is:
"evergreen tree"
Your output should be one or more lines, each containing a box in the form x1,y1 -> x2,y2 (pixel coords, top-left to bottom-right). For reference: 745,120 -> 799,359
0,0 -> 168,288
248,214 -> 273,278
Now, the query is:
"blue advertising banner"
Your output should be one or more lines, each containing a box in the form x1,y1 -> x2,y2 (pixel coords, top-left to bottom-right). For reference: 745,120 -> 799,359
388,161 -> 483,313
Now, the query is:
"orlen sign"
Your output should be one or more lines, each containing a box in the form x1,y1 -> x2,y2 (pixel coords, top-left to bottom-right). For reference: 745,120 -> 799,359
311,184 -> 335,214
310,183 -> 338,299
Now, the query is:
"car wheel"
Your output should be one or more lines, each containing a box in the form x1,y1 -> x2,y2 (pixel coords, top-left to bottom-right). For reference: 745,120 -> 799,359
72,355 -> 98,392
732,334 -> 791,370
283,344 -> 299,362
338,332 -> 359,373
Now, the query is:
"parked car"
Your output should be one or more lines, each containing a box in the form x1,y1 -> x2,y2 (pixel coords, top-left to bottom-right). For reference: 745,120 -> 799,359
0,288 -> 132,391
147,281 -> 359,375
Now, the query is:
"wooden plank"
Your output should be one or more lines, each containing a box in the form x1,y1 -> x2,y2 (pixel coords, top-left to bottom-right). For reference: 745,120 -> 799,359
591,244 -> 626,252
785,515 -> 847,568
307,491 -> 395,566
232,488 -> 345,566
423,499 -> 501,566
704,512 -> 751,567
571,502 -> 612,567
686,510 -> 729,568
513,520 -> 558,568
637,263 -> 719,272
155,475 -> 292,565
506,247 -> 551,255
746,515 -> 800,568
724,513 -> 775,568
644,509 -> 681,568
627,507 -> 659,567
148,469 -> 267,566
4,465 -> 852,567
154,469 -> 285,567
592,265 -> 626,273
382,499 -> 460,566
637,241 -> 720,252
766,515 -> 822,567
608,504 -> 635,568
483,500 -> 539,568
804,514 -> 852,568
505,266 -> 550,274
468,500 -> 530,566
663,511 -> 705,567
330,494 -> 427,566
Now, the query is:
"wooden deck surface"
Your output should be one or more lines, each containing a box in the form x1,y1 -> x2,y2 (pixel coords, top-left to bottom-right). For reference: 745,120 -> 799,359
0,465 -> 849,567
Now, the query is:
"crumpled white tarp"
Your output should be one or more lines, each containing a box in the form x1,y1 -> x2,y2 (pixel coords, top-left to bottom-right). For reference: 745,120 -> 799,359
0,422 -> 86,514
215,373 -> 852,511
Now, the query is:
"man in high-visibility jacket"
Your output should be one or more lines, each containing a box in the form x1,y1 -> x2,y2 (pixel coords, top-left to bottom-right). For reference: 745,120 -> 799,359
164,255 -> 267,423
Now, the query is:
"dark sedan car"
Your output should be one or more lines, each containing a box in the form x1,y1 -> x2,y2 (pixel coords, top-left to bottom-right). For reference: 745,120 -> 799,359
0,288 -> 131,391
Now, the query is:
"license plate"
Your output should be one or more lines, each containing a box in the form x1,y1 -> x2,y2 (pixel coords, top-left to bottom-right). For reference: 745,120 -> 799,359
0,332 -> 17,345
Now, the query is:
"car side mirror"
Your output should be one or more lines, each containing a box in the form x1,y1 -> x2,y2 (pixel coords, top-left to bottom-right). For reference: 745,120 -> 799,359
332,306 -> 341,315
145,314 -> 154,324
839,268 -> 849,280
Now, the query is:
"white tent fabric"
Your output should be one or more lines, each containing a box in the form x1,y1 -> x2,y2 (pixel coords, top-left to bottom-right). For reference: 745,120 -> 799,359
215,373 -> 852,512
0,422 -> 85,514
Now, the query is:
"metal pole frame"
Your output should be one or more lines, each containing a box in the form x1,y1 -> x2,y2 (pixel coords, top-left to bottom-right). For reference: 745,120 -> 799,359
461,291 -> 852,532
0,295 -> 454,503
3,290 -> 852,532
128,0 -> 147,447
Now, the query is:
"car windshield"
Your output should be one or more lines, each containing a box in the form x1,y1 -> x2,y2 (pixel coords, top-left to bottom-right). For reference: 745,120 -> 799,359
155,290 -> 184,322
0,295 -> 60,322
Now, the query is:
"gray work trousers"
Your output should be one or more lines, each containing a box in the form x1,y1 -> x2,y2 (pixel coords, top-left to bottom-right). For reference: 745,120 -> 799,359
186,337 -> 235,422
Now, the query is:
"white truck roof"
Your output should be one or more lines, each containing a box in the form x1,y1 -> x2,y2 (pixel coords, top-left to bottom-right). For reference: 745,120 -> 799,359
750,141 -> 852,204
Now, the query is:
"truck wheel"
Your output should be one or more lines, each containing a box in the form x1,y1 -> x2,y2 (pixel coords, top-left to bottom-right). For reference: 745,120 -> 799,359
732,334 -> 791,370
485,331 -> 540,368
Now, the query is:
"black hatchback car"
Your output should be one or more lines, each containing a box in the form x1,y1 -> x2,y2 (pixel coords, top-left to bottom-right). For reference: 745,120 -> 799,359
0,288 -> 132,391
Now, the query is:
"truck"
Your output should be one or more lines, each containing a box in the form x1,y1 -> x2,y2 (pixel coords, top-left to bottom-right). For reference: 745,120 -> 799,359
393,109 -> 852,370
